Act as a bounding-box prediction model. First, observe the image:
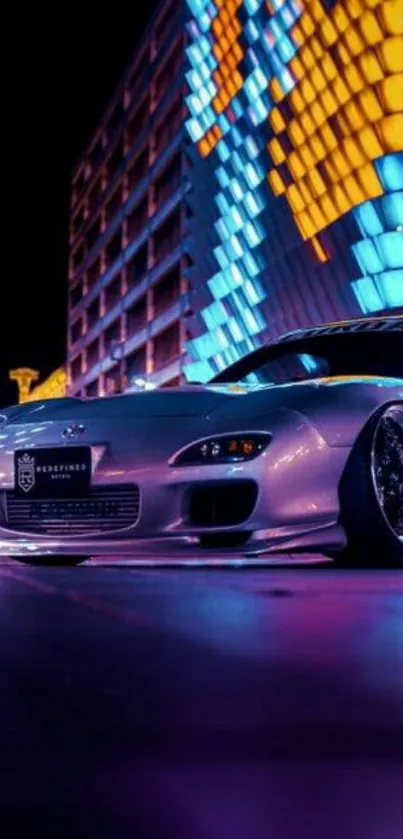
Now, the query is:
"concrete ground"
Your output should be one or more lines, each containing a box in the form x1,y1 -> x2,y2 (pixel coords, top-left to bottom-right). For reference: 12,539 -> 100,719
0,557 -> 402,839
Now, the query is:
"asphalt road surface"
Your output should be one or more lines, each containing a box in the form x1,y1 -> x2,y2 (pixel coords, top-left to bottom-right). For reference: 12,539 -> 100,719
0,557 -> 402,839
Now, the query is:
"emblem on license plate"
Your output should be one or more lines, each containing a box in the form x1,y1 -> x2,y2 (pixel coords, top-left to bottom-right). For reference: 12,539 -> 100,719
17,452 -> 36,493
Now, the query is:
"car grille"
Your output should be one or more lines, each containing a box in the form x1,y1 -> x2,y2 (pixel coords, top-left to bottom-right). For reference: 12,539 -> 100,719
4,485 -> 140,537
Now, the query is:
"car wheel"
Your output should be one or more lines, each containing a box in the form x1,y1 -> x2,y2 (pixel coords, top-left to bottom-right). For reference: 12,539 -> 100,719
14,555 -> 89,567
334,403 -> 403,568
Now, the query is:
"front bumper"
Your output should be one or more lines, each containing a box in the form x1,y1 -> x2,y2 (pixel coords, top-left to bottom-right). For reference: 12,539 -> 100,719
0,410 -> 351,559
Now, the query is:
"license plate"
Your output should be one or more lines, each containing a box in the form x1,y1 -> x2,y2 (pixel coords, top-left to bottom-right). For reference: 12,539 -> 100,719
14,446 -> 91,498
28,499 -> 119,520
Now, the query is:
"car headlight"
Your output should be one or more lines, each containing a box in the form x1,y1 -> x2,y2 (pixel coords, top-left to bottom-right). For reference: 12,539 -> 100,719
170,433 -> 271,467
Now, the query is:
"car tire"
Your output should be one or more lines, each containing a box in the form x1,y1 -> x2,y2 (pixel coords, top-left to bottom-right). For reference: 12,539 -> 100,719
14,555 -> 89,567
332,403 -> 403,568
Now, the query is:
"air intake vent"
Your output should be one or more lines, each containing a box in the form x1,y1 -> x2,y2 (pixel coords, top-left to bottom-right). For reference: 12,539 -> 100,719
5,485 -> 140,537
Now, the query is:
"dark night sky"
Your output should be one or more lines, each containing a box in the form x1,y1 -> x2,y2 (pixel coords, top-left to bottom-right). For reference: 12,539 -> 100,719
1,5 -> 157,406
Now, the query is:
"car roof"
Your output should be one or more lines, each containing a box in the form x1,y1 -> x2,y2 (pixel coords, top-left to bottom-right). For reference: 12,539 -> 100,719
277,314 -> 403,344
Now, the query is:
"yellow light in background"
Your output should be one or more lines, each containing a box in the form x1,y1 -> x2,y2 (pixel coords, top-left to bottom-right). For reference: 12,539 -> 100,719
380,1 -> 403,36
290,55 -> 305,81
269,107 -> 286,133
332,183 -> 352,214
320,17 -> 339,45
9,369 -> 39,404
345,0 -> 365,21
332,76 -> 351,105
379,73 -> 403,111
300,44 -> 316,71
311,100 -> 327,127
333,4 -> 351,33
320,193 -> 339,223
379,113 -> 403,149
301,110 -> 317,136
379,36 -> 403,73
359,49 -> 384,82
356,162 -> 384,197
344,99 -> 366,131
288,119 -> 306,146
268,169 -> 286,195
190,0 -> 403,250
309,201 -> 327,230
344,62 -> 365,93
311,235 -> 329,262
300,142 -> 316,169
287,184 -> 306,213
268,137 -> 286,164
270,77 -> 285,102
321,53 -> 338,81
344,172 -> 366,204
359,10 -> 384,44
288,151 -> 306,179
343,135 -> 366,167
9,367 -> 68,404
308,167 -> 327,196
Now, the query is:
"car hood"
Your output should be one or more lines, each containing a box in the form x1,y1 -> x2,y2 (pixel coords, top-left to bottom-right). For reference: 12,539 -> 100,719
1,376 -> 401,425
1,376 -> 401,453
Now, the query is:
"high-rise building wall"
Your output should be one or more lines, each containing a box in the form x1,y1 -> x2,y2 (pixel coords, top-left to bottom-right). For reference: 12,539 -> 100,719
68,0 -> 192,397
68,0 -> 403,392
184,0 -> 403,381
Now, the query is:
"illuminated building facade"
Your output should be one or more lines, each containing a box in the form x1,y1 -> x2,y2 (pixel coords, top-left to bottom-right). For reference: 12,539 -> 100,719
68,0 -> 403,391
68,0 -> 191,397
184,0 -> 403,381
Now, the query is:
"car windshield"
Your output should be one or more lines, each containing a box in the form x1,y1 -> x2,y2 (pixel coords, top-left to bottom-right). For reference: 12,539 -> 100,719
212,330 -> 403,385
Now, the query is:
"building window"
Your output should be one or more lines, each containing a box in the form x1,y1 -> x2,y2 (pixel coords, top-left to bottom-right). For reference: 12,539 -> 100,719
86,217 -> 102,251
105,319 -> 121,350
90,137 -> 103,170
153,263 -> 181,317
164,376 -> 181,387
154,322 -> 181,370
127,296 -> 147,334
126,97 -> 150,149
127,244 -> 148,288
154,2 -> 175,53
105,274 -> 122,310
72,242 -> 85,273
126,346 -> 147,380
71,355 -> 83,381
105,365 -> 123,395
87,339 -> 100,369
86,379 -> 99,398
154,154 -> 182,210
86,297 -> 100,330
107,102 -> 124,138
88,178 -> 103,214
73,169 -> 86,203
72,207 -> 85,238
154,43 -> 183,105
87,257 -> 101,291
106,229 -> 122,266
105,186 -> 123,226
70,281 -> 84,309
127,150 -> 149,194
154,98 -> 182,157
127,198 -> 148,242
153,208 -> 181,264
71,318 -> 82,345
126,50 -> 148,99
107,140 -> 124,181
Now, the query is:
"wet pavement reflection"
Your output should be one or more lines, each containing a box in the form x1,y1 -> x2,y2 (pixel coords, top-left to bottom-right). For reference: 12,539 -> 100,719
0,560 -> 402,838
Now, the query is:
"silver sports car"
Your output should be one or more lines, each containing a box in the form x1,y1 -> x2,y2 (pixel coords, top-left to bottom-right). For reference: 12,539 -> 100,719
0,315 -> 402,567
